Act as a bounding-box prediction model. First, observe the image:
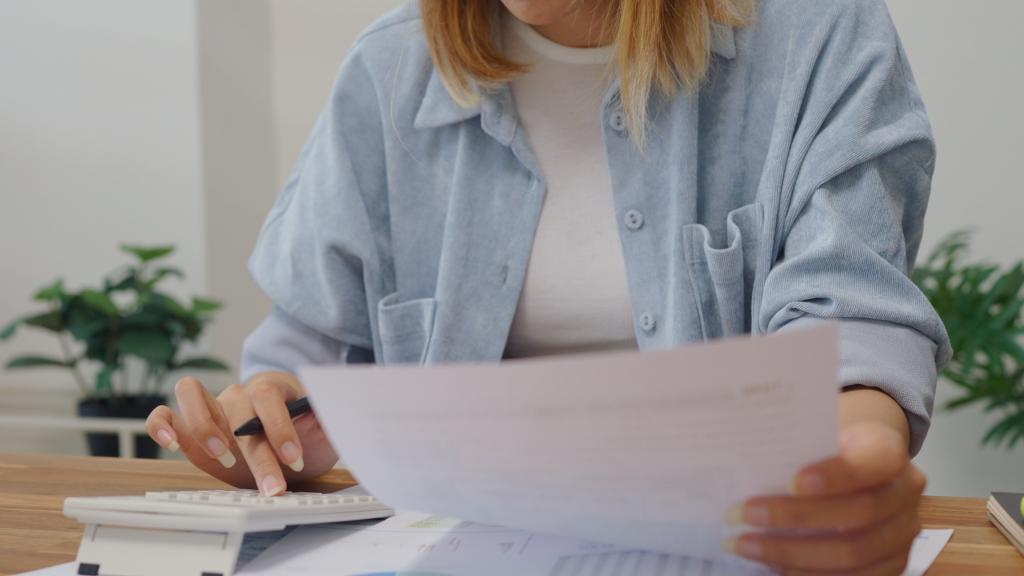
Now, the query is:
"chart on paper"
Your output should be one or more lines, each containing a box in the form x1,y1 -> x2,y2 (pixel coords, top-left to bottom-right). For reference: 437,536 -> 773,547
240,512 -> 770,576
549,550 -> 747,576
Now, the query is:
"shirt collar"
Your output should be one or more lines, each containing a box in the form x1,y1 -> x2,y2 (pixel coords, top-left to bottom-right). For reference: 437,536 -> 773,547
414,24 -> 737,131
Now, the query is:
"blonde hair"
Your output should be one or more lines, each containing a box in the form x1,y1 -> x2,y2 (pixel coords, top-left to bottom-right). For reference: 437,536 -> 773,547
421,0 -> 754,145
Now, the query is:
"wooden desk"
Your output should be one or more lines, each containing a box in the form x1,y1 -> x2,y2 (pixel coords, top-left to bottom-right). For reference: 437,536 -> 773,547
1,454 -> 1021,575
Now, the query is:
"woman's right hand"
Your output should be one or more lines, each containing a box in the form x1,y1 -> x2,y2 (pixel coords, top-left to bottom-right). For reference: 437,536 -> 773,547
145,372 -> 339,496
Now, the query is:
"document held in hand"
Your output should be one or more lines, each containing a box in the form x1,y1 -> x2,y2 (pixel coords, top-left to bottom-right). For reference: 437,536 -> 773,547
299,323 -> 839,563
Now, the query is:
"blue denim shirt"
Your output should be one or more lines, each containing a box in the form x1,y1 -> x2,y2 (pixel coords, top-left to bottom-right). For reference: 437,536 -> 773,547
242,0 -> 951,455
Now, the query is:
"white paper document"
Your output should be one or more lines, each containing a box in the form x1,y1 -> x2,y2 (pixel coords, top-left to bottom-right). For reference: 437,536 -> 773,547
16,524 -> 954,576
240,512 -> 773,576
904,529 -> 954,576
300,325 -> 840,562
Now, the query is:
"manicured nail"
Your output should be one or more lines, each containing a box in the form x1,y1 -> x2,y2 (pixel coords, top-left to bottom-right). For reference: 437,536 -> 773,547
280,442 -> 304,472
207,437 -> 236,468
791,472 -> 826,496
156,429 -> 179,452
736,537 -> 763,559
744,504 -> 771,526
261,476 -> 284,497
726,504 -> 771,527
725,536 -> 763,559
723,537 -> 738,554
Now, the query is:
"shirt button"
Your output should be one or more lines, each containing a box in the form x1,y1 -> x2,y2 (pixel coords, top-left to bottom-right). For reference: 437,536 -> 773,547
624,209 -> 645,231
609,110 -> 627,132
639,313 -> 657,333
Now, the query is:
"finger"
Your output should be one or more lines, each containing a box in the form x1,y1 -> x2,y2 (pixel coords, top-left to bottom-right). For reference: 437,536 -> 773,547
220,384 -> 288,497
779,552 -> 910,576
791,423 -> 908,497
246,378 -> 304,473
738,466 -> 926,531
147,403 -> 254,485
174,376 -> 237,469
729,508 -> 920,571
145,405 -> 180,452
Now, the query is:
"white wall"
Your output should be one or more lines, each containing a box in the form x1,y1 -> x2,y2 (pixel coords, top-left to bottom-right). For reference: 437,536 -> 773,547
196,0 -> 278,390
268,0 -> 406,188
0,0 -> 205,453
888,0 -> 1024,496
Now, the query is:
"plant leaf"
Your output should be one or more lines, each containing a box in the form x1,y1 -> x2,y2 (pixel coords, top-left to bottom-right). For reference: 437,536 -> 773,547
23,310 -> 64,333
142,267 -> 185,290
120,310 -> 164,330
106,269 -> 139,293
117,330 -> 175,365
64,297 -> 110,341
33,279 -> 65,302
6,355 -> 75,369
173,357 -> 230,372
82,333 -> 114,363
191,297 -> 222,314
982,411 -> 1024,448
121,244 -> 175,263
143,292 -> 189,317
0,320 -> 17,341
80,289 -> 119,317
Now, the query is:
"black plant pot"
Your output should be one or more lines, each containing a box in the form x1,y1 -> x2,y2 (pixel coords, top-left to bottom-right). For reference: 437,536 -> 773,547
77,395 -> 167,459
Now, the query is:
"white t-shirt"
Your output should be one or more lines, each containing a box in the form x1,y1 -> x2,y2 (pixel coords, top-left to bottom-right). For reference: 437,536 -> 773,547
503,16 -> 639,358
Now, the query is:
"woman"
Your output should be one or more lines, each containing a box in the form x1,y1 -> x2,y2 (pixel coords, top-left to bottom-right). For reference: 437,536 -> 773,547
147,0 -> 949,573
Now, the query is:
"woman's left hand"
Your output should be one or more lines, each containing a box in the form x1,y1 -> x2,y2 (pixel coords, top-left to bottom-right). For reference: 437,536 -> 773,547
727,421 -> 927,575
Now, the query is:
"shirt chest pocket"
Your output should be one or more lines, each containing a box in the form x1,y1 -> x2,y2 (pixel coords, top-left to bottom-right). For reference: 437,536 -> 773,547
682,202 -> 764,340
376,292 -> 437,365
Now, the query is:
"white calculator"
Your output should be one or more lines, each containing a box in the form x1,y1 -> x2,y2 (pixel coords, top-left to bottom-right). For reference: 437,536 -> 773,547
63,486 -> 394,576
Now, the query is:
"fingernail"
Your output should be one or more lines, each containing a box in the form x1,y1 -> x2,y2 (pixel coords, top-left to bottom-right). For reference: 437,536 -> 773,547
207,436 -> 226,456
217,451 -> 236,469
261,476 -> 284,497
792,472 -> 826,495
156,429 -> 179,452
744,504 -> 771,526
280,441 -> 304,472
207,437 -> 236,468
725,505 -> 744,526
723,537 -> 738,554
736,538 -> 763,559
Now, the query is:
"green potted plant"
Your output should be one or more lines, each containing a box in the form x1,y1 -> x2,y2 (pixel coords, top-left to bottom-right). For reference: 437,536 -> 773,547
913,230 -> 1024,448
0,245 -> 230,458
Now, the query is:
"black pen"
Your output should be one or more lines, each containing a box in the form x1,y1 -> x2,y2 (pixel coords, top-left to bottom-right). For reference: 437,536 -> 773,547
233,397 -> 312,437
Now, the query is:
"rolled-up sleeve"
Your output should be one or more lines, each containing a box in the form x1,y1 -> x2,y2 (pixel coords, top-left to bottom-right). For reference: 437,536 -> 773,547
780,318 -> 940,456
240,307 -> 374,383
758,0 -> 951,456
